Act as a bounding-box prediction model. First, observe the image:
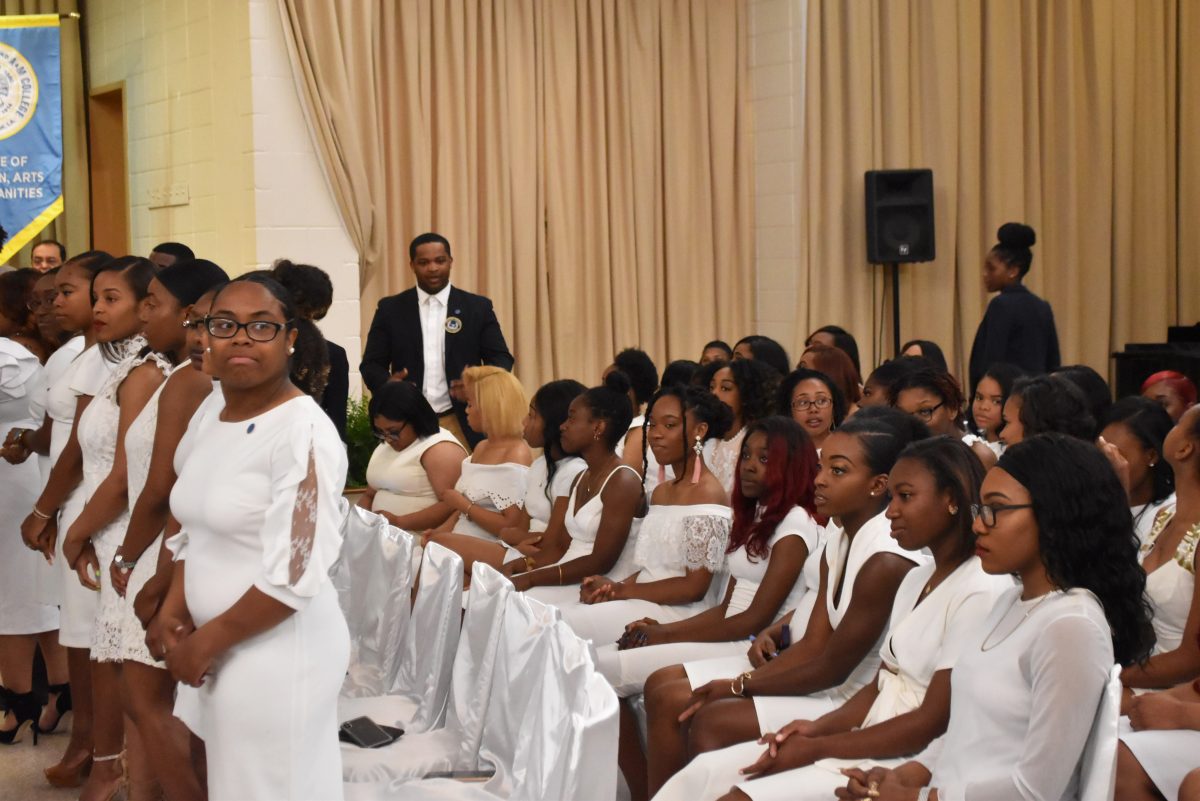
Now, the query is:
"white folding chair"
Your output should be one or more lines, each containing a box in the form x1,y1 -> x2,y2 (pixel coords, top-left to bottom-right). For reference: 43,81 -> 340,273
342,562 -> 514,784
1078,664 -> 1123,801
334,505 -> 416,697
338,541 -> 463,736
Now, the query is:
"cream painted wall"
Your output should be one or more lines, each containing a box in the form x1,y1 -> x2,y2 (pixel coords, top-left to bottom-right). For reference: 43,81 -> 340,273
749,0 -> 807,352
87,0 -> 362,392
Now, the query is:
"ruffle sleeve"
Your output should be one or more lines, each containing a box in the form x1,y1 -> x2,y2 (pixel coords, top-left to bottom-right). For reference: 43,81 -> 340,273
254,407 -> 349,609
0,338 -> 41,404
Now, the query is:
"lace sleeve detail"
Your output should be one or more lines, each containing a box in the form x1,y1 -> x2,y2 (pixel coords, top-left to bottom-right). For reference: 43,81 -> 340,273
96,336 -> 170,399
463,486 -> 526,511
681,514 -> 732,572
289,446 -> 320,584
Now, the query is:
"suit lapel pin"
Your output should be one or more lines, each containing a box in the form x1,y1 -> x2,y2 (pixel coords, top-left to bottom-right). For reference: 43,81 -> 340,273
445,316 -> 463,334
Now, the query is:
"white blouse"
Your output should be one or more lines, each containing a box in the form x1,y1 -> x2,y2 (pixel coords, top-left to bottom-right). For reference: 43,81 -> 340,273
629,503 -> 732,583
724,505 -> 822,618
524,455 -> 585,532
918,588 -> 1114,801
450,457 -> 530,541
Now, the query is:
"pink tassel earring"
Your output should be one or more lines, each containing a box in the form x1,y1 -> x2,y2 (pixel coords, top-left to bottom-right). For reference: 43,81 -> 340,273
691,435 -> 704,483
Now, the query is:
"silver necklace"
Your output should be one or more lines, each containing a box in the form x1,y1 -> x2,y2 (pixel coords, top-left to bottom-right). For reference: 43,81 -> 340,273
980,591 -> 1055,652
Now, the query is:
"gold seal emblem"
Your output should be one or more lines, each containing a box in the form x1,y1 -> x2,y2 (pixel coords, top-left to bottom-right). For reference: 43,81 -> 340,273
0,43 -> 38,141
445,316 -> 463,334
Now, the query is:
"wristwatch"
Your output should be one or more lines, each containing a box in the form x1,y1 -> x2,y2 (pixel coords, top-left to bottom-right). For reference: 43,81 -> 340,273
113,551 -> 137,571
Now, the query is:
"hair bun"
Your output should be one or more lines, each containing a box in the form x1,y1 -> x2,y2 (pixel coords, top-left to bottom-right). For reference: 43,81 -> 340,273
997,222 -> 1036,250
603,369 -> 632,397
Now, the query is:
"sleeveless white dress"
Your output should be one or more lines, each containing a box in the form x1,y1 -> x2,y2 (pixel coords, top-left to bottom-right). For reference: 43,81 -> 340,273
525,464 -> 643,608
1138,507 -> 1198,662
170,395 -> 350,800
0,339 -> 57,635
52,342 -> 113,647
596,505 -> 822,697
557,503 -> 732,645
78,337 -> 169,661
524,455 -> 585,532
1132,494 -> 1176,547
660,558 -> 1011,801
117,359 -> 189,667
366,429 -> 465,517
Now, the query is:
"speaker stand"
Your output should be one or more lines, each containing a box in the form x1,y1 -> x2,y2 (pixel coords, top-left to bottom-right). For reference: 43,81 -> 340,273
890,262 -> 901,357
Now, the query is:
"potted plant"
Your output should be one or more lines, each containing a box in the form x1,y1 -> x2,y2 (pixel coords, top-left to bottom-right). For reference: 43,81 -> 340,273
344,395 -> 375,498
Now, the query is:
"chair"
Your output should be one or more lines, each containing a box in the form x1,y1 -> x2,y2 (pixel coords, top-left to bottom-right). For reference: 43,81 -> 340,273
333,504 -> 415,697
342,562 -> 514,784
1078,664 -> 1123,801
338,541 -> 463,735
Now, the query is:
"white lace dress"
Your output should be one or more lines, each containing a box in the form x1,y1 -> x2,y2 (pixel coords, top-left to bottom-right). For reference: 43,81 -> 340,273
448,457 -> 530,541
169,395 -> 350,800
118,359 -> 188,667
77,337 -> 169,662
704,428 -> 748,498
558,503 -> 732,645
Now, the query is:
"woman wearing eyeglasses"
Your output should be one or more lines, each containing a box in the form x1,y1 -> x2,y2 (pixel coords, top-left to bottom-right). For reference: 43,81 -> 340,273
359,379 -> 466,533
778,368 -> 847,454
836,434 -> 1154,801
890,365 -> 996,470
153,275 -> 351,800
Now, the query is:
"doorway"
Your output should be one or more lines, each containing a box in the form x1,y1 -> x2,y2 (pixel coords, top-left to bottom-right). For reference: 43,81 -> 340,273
87,84 -> 129,255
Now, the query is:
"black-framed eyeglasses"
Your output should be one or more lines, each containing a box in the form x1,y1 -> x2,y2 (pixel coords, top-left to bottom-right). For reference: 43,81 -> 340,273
372,422 -> 408,442
205,316 -> 293,342
970,503 -> 1034,527
910,401 -> 945,422
791,396 -> 833,412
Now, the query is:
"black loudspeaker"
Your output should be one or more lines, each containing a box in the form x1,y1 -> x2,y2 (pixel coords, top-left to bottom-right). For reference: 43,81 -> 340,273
865,169 -> 935,263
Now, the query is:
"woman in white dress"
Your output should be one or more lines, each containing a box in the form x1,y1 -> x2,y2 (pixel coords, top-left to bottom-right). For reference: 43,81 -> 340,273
611,415 -> 821,799
607,348 -> 662,492
417,378 -> 584,572
17,251 -> 113,785
107,261 -> 228,801
152,275 -> 350,800
1101,396 -> 1177,546
423,365 -> 532,575
705,359 -> 780,497
645,407 -> 930,797
839,433 -> 1154,801
0,335 -> 56,745
891,364 -> 996,470
1117,676 -> 1200,801
359,379 -> 466,529
1120,404 -> 1200,697
779,368 -> 848,454
661,437 -> 1010,801
553,385 -> 734,645
511,373 -> 645,602
61,256 -> 168,801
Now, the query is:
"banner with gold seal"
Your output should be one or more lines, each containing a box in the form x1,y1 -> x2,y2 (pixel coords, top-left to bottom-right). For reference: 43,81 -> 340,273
0,14 -> 61,265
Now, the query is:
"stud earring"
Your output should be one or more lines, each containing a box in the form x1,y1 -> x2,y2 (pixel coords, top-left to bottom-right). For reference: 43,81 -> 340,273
949,504 -> 958,515
288,347 -> 295,355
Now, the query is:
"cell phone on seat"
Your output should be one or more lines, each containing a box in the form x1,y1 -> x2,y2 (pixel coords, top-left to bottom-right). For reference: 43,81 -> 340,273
339,716 -> 403,748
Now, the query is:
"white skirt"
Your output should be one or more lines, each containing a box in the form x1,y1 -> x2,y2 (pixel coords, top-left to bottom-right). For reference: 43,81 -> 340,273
56,488 -> 99,647
598,640 -> 748,697
559,597 -> 703,647
0,457 -> 58,635
1120,717 -> 1200,801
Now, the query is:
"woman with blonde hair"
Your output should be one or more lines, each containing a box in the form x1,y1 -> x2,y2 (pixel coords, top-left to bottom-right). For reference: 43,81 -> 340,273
422,366 -> 533,572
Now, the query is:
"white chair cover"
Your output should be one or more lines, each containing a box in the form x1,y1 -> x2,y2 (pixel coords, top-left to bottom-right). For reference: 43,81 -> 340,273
334,504 -> 416,697
1078,664 -> 1123,801
342,562 -> 514,784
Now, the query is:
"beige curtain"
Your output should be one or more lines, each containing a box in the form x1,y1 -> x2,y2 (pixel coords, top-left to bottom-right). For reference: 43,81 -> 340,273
277,0 -> 752,389
0,0 -> 88,262
799,0 -> 1197,378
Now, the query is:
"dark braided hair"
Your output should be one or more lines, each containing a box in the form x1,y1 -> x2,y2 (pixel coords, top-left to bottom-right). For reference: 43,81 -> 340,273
998,434 -> 1155,666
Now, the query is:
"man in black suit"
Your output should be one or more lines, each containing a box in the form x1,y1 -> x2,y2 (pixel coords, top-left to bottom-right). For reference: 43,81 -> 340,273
360,232 -> 514,447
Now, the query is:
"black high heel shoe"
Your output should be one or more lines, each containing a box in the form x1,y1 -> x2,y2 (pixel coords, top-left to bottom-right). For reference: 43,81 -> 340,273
0,687 -> 40,745
36,682 -> 71,735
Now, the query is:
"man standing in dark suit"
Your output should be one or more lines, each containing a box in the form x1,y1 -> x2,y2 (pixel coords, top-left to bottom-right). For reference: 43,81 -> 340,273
360,232 -> 514,447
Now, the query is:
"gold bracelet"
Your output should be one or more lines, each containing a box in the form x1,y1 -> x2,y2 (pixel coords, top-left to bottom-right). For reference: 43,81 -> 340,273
557,564 -> 564,585
523,555 -> 536,573
464,501 -> 476,519
732,670 -> 753,697
31,505 -> 52,520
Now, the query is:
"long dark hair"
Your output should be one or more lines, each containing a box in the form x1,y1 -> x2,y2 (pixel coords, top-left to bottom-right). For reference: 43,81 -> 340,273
998,434 -> 1155,666
1103,397 -> 1176,506
728,416 -> 820,561
894,436 -> 985,562
531,379 -> 587,499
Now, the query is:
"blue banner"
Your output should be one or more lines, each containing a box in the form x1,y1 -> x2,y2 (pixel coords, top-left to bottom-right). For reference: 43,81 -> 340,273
0,15 -> 62,265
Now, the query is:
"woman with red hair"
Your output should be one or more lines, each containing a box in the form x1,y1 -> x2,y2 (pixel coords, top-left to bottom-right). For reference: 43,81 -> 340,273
1142,370 -> 1198,423
609,415 -> 824,800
